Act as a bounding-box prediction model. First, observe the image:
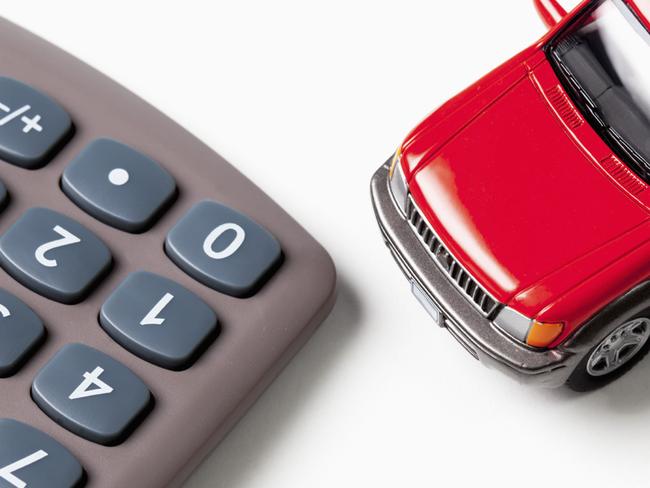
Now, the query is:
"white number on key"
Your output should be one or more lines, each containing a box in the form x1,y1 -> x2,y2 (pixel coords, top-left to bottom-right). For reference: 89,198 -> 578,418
34,225 -> 81,268
0,450 -> 48,488
69,366 -> 114,400
140,293 -> 174,326
202,223 -> 246,260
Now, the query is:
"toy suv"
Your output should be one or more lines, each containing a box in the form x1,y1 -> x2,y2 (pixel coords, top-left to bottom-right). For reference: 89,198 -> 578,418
371,0 -> 650,390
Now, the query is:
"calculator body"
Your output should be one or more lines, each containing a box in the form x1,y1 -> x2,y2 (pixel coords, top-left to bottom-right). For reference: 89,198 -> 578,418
0,17 -> 336,487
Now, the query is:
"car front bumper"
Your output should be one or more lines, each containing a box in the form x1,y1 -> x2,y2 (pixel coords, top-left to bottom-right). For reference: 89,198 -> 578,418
371,161 -> 579,387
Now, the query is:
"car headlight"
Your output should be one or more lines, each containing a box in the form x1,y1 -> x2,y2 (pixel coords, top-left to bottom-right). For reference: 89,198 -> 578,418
388,150 -> 409,217
493,307 -> 564,349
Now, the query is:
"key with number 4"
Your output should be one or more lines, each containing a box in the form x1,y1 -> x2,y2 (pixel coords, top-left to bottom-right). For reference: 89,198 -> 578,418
32,343 -> 151,446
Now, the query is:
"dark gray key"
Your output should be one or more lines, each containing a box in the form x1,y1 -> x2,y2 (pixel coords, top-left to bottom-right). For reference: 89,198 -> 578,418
100,271 -> 219,370
0,290 -> 45,377
0,208 -> 112,304
61,139 -> 176,233
0,78 -> 72,169
0,419 -> 84,488
32,343 -> 151,446
165,201 -> 283,297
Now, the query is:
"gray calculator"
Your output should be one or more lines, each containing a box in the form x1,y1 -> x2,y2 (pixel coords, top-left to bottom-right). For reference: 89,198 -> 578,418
0,17 -> 336,488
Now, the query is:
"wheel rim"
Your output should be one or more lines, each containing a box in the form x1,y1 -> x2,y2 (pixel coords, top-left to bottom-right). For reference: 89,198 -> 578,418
587,318 -> 650,377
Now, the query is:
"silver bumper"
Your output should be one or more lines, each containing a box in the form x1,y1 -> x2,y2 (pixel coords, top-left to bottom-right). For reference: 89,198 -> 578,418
371,161 -> 578,387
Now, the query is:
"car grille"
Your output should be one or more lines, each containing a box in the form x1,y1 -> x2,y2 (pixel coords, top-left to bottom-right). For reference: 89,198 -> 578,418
405,195 -> 499,317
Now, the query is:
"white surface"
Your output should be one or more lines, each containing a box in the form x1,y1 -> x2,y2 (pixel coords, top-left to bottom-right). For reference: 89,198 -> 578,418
4,1 -> 650,487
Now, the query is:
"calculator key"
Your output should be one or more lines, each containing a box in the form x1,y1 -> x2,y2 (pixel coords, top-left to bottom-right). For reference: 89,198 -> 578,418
165,201 -> 283,297
32,343 -> 151,446
0,419 -> 84,488
0,78 -> 72,169
0,208 -> 112,304
61,139 -> 177,233
100,271 -> 219,370
0,290 -> 45,378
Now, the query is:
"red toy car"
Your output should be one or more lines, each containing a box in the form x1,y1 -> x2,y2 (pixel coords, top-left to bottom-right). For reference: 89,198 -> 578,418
371,0 -> 650,390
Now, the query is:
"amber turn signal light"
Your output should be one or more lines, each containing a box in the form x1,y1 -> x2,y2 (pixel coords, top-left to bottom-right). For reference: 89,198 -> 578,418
526,321 -> 564,348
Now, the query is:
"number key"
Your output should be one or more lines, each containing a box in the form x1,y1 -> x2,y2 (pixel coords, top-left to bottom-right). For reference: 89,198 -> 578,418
0,290 -> 45,378
165,201 -> 283,297
32,343 -> 151,446
0,208 -> 112,303
0,419 -> 84,488
100,271 -> 219,370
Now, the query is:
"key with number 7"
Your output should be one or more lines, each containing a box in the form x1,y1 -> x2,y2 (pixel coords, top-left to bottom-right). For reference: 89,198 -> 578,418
0,419 -> 84,487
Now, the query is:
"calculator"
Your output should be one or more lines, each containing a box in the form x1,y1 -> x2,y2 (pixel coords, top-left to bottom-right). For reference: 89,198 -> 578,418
0,17 -> 336,488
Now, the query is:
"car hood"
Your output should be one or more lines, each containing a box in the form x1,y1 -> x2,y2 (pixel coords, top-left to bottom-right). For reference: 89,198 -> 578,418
407,74 -> 649,307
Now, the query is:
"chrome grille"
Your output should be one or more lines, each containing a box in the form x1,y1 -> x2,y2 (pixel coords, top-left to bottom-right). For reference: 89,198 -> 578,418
405,196 -> 499,317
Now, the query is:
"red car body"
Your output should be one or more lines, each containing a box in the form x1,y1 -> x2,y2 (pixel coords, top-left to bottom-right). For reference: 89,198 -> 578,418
371,0 -> 650,388
399,0 -> 650,348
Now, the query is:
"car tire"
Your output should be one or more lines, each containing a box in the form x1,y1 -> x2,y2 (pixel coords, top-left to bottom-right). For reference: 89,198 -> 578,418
567,315 -> 650,392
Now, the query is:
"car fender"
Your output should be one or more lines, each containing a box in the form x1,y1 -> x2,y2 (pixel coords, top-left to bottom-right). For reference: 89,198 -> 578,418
533,234 -> 650,347
560,281 -> 650,358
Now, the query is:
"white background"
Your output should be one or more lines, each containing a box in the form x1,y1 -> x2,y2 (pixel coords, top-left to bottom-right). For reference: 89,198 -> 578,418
5,1 -> 650,487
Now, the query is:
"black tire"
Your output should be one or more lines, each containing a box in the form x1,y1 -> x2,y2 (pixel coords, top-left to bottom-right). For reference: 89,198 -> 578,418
567,314 -> 650,392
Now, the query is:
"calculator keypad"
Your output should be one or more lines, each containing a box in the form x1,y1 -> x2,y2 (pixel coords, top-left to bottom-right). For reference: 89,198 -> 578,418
100,271 -> 219,370
0,290 -> 45,378
0,77 -> 72,169
62,139 -> 176,233
165,201 -> 283,297
0,208 -> 112,304
0,71 -> 305,483
0,419 -> 84,488
32,344 -> 152,446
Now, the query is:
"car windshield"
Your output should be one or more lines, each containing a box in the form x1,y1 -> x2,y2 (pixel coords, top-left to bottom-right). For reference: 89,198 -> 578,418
549,0 -> 650,182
